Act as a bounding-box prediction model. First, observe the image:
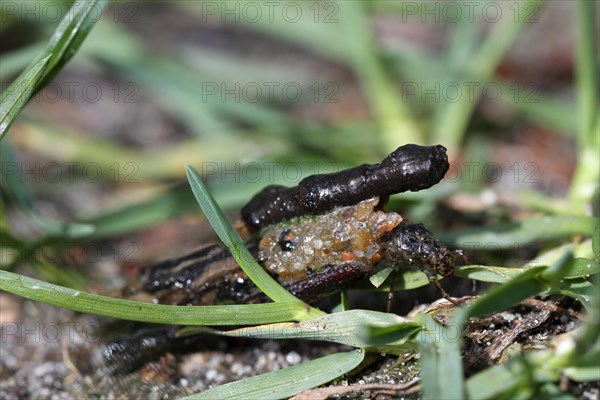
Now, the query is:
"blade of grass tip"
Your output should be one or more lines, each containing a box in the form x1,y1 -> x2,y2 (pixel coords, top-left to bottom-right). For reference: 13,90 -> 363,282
564,258 -> 600,279
465,356 -> 529,400
35,0 -> 110,89
0,42 -> 46,82
0,55 -> 50,139
1,0 -> 109,140
415,313 -> 465,400
340,289 -> 349,311
185,350 -> 365,400
540,250 -> 574,282
0,270 -> 309,325
185,165 -> 325,319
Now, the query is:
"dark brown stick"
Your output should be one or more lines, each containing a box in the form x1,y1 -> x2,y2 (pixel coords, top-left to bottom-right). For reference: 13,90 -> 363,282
241,144 -> 449,231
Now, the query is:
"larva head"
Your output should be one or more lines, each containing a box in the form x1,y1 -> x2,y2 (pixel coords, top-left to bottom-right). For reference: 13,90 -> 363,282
382,222 -> 458,279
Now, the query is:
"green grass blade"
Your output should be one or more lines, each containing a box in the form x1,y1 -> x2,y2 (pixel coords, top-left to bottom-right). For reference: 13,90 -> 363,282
0,55 -> 50,139
454,265 -> 523,283
374,268 -> 432,291
389,47 -> 579,142
416,313 -> 465,400
176,2 -> 348,64
35,0 -> 110,89
0,270 -> 309,325
15,121 -> 289,181
456,266 -> 549,324
185,350 -> 365,400
181,310 -> 417,349
1,0 -> 109,140
185,165 -> 324,319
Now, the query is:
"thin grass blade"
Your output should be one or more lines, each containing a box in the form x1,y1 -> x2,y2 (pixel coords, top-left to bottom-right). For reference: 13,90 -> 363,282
1,0 -> 109,139
0,270 -> 311,325
0,42 -> 45,82
36,0 -> 110,89
185,350 -> 365,400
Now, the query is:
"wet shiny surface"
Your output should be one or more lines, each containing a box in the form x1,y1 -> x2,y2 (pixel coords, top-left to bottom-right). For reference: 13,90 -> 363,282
241,144 -> 449,231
